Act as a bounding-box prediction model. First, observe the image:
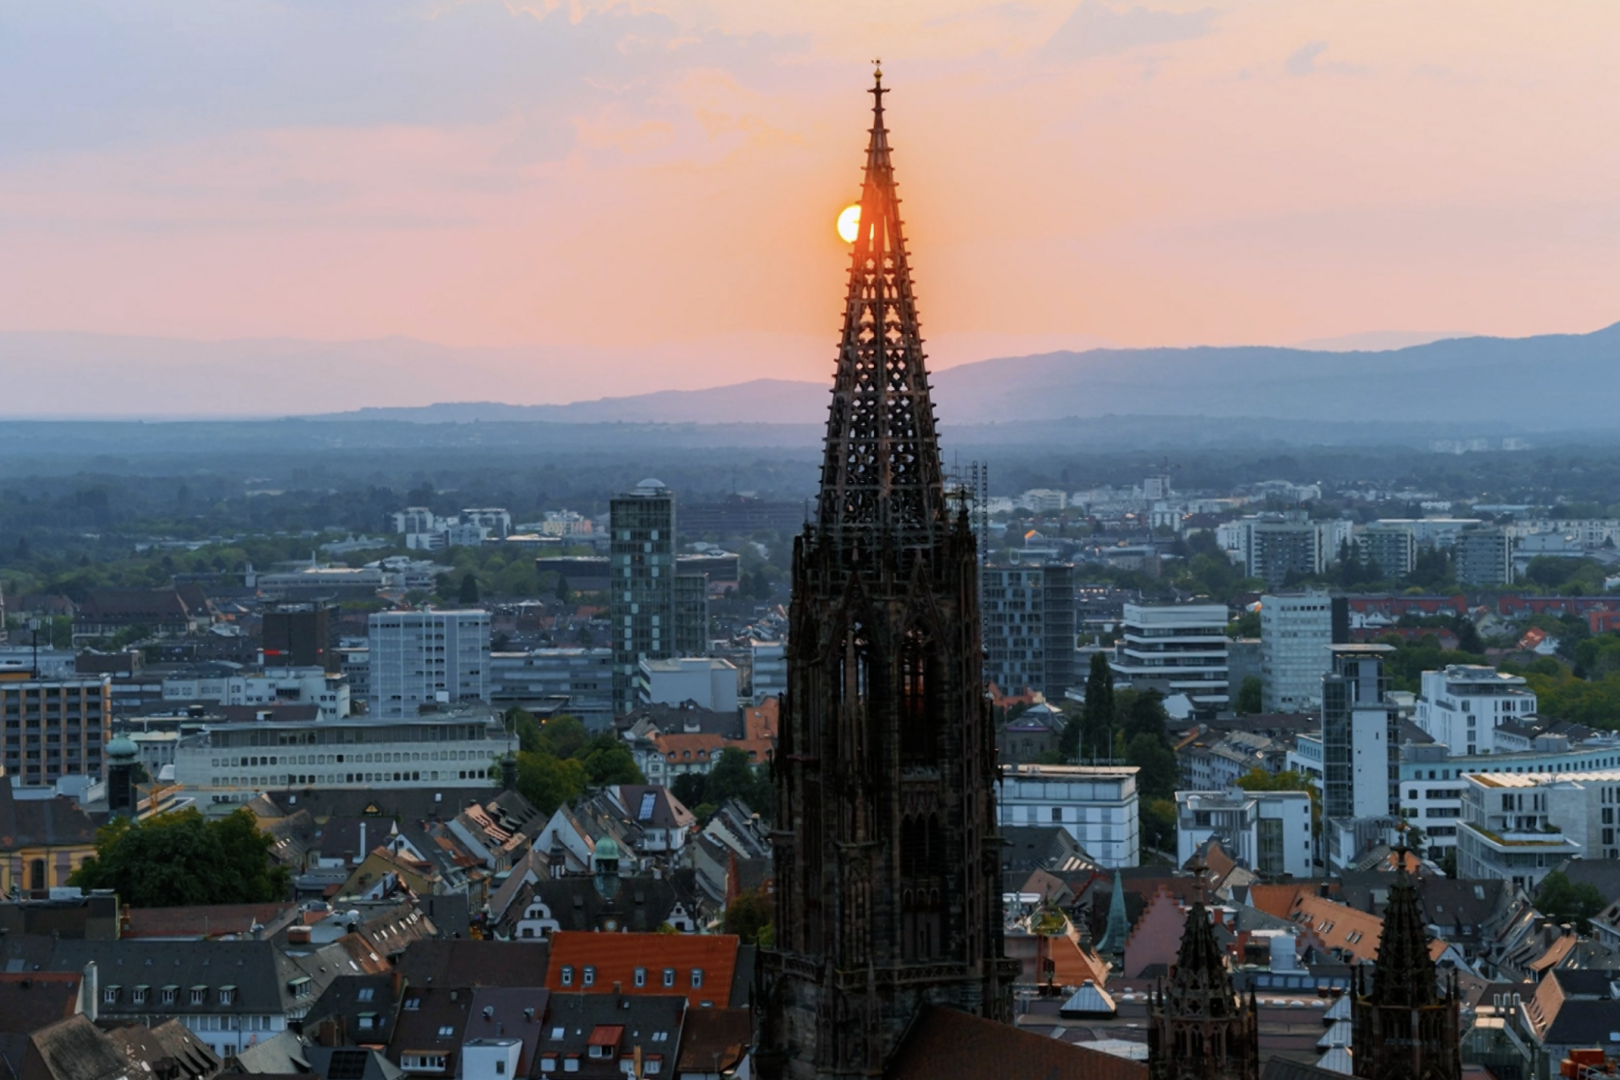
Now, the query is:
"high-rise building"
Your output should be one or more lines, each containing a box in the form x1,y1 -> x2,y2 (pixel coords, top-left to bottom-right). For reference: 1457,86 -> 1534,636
1415,664 -> 1536,755
758,70 -> 1017,1079
1454,525 -> 1512,586
1259,593 -> 1332,713
980,561 -> 1075,701
368,610 -> 490,719
610,479 -> 707,716
1321,644 -> 1400,869
1111,603 -> 1229,716
0,673 -> 112,786
1358,524 -> 1416,578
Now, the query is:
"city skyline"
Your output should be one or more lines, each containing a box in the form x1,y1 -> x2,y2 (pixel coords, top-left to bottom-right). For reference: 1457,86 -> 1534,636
3,2 -> 1619,415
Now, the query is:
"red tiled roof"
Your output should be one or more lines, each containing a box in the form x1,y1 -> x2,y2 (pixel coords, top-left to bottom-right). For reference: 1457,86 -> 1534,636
124,903 -> 295,939
587,1026 -> 623,1047
545,932 -> 739,1008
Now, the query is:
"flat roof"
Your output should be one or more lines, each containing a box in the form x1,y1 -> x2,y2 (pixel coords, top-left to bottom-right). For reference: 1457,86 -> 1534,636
1465,769 -> 1620,789
1327,644 -> 1396,654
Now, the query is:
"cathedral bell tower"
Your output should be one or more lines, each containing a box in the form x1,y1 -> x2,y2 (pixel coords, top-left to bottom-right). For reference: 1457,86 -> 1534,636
1352,848 -> 1462,1080
1147,869 -> 1260,1080
755,68 -> 1016,1079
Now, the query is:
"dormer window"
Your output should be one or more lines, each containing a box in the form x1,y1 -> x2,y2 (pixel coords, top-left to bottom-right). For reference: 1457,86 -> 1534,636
190,986 -> 207,1005
633,967 -> 646,988
662,968 -> 675,988
133,986 -> 149,1005
690,969 -> 703,988
582,966 -> 595,988
161,985 -> 178,1005
560,966 -> 574,987
104,985 -> 120,1004
219,986 -> 237,1005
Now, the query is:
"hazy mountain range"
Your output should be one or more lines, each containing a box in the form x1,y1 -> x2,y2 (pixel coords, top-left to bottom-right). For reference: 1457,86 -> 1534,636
2,322 -> 1617,432
324,322 -> 1620,430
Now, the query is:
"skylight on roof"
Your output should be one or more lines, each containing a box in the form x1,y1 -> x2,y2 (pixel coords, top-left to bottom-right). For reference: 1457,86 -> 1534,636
639,792 -> 657,822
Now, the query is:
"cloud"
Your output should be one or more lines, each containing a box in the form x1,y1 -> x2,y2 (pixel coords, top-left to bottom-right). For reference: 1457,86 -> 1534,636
1286,41 -> 1329,76
1044,1 -> 1217,59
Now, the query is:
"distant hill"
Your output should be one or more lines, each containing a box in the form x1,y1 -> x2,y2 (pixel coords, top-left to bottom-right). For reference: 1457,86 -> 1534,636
314,321 -> 1620,430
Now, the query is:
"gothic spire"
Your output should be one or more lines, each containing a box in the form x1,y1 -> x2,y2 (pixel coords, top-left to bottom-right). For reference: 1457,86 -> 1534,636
817,67 -> 947,549
1098,870 -> 1130,955
1370,849 -> 1439,1008
1163,895 -> 1241,1019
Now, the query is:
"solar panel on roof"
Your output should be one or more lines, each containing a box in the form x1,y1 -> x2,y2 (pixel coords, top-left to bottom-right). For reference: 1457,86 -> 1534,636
638,792 -> 657,822
327,1050 -> 369,1080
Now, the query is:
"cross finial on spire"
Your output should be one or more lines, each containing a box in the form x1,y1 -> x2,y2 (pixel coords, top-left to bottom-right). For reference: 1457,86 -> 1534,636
872,57 -> 882,81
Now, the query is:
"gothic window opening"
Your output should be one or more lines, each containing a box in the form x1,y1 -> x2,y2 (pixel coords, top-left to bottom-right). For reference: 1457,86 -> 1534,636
899,630 -> 935,764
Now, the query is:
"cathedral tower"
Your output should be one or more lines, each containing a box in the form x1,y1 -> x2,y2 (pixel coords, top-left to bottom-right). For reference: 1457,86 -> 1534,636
756,69 -> 1016,1079
1352,852 -> 1462,1080
1147,878 -> 1259,1080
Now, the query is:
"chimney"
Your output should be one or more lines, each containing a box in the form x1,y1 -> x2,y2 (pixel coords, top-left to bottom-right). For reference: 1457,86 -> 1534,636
358,822 -> 367,861
81,961 -> 98,1023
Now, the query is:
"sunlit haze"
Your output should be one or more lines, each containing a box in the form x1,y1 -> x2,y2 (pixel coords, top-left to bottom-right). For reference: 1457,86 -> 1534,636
3,1 -> 1618,414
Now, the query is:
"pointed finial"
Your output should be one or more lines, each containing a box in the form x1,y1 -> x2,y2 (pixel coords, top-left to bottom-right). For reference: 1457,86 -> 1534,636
872,57 -> 882,82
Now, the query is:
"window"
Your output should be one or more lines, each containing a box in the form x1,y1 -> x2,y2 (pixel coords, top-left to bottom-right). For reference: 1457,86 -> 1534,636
1050,807 -> 1062,823
404,997 -> 422,1011
162,986 -> 178,1005
495,1063 -> 506,1076
133,986 -> 149,1005
438,1025 -> 455,1037
634,967 -> 646,987
104,986 -> 119,1004
691,968 -> 703,988
645,1062 -> 661,1075
582,966 -> 595,988
564,1059 -> 580,1074
561,966 -> 574,987
540,1059 -> 557,1074
190,986 -> 206,1005
219,986 -> 236,1005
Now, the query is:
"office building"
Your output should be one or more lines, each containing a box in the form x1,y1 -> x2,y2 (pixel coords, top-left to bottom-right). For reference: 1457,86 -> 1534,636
1321,644 -> 1400,870
1111,603 -> 1229,715
1175,787 -> 1313,879
160,665 -> 350,720
262,603 -> 336,671
1415,665 -> 1537,756
1455,526 -> 1513,586
637,657 -> 738,713
0,674 -> 112,786
172,705 -> 511,795
981,561 -> 1076,701
1259,593 -> 1333,713
487,647 -> 614,728
609,480 -> 710,716
368,610 -> 490,719
997,764 -> 1140,867
1220,514 -> 1352,589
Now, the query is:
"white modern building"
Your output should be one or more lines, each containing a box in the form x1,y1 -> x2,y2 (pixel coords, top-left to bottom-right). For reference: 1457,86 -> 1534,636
161,667 -> 350,720
1111,603 -> 1229,715
1259,593 -> 1333,713
368,609 -> 490,719
173,707 -> 512,796
1176,787 -> 1313,880
1415,665 -> 1537,756
997,764 -> 1140,868
636,657 -> 739,713
750,640 -> 786,704
1456,772 -> 1587,891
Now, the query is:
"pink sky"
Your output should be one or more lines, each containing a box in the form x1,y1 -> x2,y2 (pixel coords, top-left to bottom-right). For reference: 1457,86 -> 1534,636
2,0 -> 1618,407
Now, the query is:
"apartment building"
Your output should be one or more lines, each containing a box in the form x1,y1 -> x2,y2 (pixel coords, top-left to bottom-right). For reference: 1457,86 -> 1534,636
1111,603 -> 1229,715
1175,788 -> 1313,879
0,673 -> 112,787
1259,593 -> 1333,713
981,560 -> 1076,701
1415,665 -> 1537,756
997,764 -> 1140,868
368,610 -> 490,719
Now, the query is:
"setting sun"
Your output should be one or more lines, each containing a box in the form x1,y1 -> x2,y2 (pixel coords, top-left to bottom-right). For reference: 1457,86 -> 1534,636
836,204 -> 860,244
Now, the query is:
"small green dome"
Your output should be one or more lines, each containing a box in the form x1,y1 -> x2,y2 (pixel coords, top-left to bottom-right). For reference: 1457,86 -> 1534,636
594,836 -> 620,861
107,735 -> 139,763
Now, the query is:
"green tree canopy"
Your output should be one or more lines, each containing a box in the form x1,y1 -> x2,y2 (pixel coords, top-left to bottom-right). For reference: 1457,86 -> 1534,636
1236,768 -> 1321,833
458,573 -> 480,605
1235,676 -> 1263,716
723,887 -> 774,946
1535,870 -> 1606,932
70,808 -> 290,907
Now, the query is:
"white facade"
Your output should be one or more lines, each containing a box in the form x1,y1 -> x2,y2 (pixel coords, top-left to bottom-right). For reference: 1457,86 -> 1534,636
161,667 -> 350,720
1176,788 -> 1313,880
750,640 -> 786,704
997,764 -> 1140,868
488,648 -> 614,728
1415,666 -> 1537,756
173,709 -> 511,794
1457,772 -> 1588,891
636,657 -> 739,713
369,610 -> 490,719
1111,604 -> 1229,712
1259,594 -> 1333,713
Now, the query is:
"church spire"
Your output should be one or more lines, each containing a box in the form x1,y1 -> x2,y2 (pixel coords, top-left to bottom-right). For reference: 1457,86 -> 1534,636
1371,851 -> 1439,1007
817,65 -> 946,549
1147,866 -> 1259,1080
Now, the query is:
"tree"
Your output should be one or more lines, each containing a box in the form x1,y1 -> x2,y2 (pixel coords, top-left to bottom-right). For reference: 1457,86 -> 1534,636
1068,652 -> 1114,762
536,715 -> 588,760
723,887 -> 775,946
670,773 -> 707,810
1118,689 -> 1170,746
513,753 -> 589,816
576,734 -> 644,785
555,574 -> 571,602
70,808 -> 290,907
1535,870 -> 1606,932
1235,676 -> 1263,716
458,573 -> 480,605
506,708 -> 543,754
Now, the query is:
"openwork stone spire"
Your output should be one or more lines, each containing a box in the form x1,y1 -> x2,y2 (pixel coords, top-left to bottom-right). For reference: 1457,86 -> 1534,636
1372,853 -> 1440,1008
1351,842 -> 1462,1080
1147,868 -> 1259,1080
817,67 -> 946,550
